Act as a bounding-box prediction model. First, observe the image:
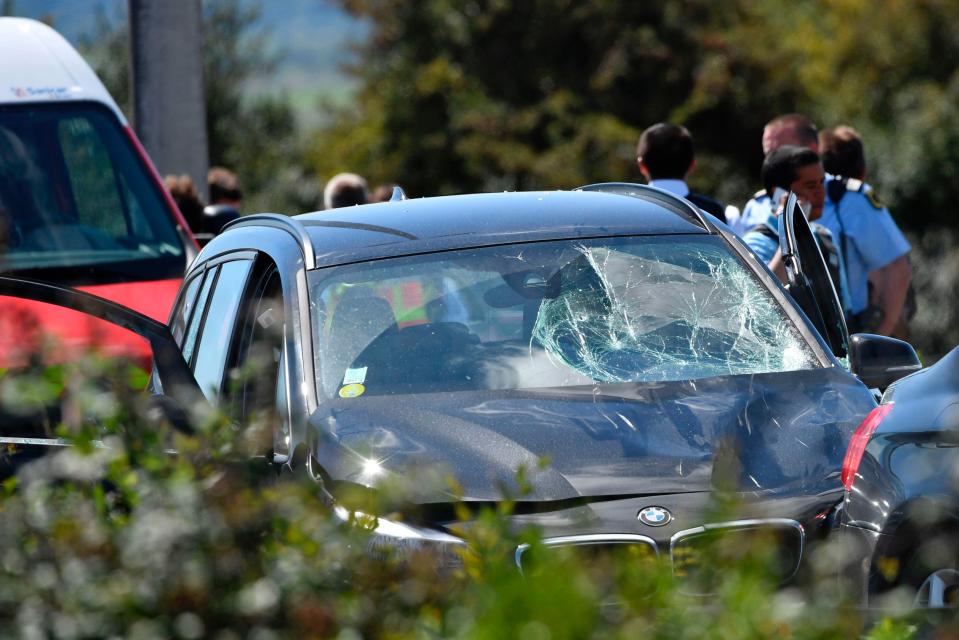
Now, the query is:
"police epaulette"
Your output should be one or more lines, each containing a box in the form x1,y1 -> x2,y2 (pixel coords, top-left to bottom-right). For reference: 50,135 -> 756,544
849,178 -> 884,208
865,190 -> 884,209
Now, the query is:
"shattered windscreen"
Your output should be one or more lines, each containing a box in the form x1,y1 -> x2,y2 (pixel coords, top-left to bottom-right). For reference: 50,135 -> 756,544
308,236 -> 818,399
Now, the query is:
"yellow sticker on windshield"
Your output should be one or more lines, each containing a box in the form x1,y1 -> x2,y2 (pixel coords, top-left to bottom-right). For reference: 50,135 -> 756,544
338,383 -> 366,399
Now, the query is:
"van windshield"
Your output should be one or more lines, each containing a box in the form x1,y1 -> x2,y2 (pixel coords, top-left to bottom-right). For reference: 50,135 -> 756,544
0,102 -> 186,284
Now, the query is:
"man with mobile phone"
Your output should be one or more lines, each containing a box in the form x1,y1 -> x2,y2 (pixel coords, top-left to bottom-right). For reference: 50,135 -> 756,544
728,114 -> 820,235
742,145 -> 851,314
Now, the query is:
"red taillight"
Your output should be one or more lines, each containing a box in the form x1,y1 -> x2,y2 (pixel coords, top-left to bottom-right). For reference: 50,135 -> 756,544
841,403 -> 894,491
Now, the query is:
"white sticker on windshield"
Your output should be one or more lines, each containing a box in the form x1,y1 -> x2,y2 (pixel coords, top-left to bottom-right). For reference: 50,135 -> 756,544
342,367 -> 368,385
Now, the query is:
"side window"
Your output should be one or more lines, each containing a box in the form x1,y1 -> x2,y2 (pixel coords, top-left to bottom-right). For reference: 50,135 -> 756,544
228,267 -> 287,456
171,271 -> 206,347
182,268 -> 217,365
193,259 -> 254,402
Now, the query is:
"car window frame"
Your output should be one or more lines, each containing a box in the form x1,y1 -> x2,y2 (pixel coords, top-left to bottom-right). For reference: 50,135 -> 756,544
304,232 -> 835,399
223,258 -> 292,458
187,251 -> 256,403
169,269 -> 207,347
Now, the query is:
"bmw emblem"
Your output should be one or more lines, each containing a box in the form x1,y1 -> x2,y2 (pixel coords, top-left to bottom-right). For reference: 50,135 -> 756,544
638,506 -> 672,527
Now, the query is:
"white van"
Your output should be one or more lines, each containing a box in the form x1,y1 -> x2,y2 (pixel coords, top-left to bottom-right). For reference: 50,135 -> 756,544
0,17 -> 198,365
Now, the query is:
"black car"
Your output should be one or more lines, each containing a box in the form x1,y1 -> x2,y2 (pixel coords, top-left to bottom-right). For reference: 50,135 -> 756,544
0,185 -> 928,594
840,341 -> 959,608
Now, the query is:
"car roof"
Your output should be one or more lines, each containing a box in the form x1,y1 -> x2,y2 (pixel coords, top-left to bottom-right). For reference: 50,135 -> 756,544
0,18 -> 123,120
291,190 -> 711,269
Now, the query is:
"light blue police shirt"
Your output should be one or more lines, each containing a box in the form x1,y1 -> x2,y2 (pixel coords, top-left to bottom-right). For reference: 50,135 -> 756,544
741,215 -> 779,263
728,190 -> 773,236
816,181 -> 910,314
741,211 -> 854,314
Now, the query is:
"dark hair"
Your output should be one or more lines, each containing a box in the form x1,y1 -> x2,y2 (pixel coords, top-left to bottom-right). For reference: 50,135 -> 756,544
207,166 -> 243,204
765,113 -> 819,149
819,125 -> 866,179
164,173 -> 206,232
636,123 -> 694,179
761,145 -> 821,194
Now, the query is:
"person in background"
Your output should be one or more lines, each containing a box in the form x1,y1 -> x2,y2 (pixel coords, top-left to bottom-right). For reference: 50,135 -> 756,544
729,113 -> 820,235
741,145 -> 850,314
207,166 -> 243,210
371,183 -> 399,203
164,174 -> 205,234
636,123 -> 730,223
324,173 -> 369,209
818,125 -> 912,336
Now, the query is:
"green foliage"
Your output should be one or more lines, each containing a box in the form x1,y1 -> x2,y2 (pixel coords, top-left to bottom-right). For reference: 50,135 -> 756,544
312,1 -> 749,197
0,349 -> 950,638
312,0 -> 959,223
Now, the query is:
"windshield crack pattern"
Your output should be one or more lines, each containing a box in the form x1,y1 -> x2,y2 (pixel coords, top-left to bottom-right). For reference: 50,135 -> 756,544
531,244 -> 814,383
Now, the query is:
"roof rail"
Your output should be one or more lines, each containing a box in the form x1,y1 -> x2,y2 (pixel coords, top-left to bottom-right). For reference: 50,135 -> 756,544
574,182 -> 711,230
221,213 -> 316,269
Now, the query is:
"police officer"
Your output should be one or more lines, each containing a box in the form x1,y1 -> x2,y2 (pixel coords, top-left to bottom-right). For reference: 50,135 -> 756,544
636,123 -> 731,223
817,125 -> 912,336
741,145 -> 851,312
728,114 -> 821,235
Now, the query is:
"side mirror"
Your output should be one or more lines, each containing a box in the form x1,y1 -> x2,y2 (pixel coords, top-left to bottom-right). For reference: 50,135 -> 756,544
848,333 -> 922,390
196,204 -> 241,246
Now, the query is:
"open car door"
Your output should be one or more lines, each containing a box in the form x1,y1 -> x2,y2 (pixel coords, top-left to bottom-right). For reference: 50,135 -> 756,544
0,276 -> 203,476
778,193 -> 849,358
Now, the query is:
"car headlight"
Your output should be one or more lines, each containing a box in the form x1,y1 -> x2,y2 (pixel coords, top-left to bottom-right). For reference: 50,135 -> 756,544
334,506 -> 467,570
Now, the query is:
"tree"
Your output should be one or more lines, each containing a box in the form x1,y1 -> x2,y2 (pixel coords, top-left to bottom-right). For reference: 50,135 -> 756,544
310,0 -> 771,201
78,0 -> 315,214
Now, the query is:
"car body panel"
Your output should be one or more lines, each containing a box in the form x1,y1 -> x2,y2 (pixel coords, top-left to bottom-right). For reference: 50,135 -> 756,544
843,346 -> 959,532
839,346 -> 959,601
312,366 -> 875,502
299,190 -> 707,269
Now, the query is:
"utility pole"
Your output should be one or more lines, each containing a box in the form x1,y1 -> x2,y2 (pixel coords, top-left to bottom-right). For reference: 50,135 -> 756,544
129,0 -> 209,198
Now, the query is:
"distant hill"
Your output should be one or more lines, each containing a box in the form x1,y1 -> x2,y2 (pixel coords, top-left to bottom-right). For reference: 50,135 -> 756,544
2,0 -> 365,127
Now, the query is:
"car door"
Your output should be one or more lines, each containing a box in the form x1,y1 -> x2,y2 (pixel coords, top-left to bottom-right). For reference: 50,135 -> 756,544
0,275 -> 202,477
0,254 -> 293,474
777,192 -> 849,358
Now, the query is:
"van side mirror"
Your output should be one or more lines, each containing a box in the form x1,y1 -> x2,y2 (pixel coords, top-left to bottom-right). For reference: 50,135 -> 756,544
848,333 -> 922,390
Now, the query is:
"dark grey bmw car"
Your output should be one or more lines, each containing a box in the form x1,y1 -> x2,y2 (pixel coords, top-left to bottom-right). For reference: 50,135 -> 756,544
0,185 -> 925,592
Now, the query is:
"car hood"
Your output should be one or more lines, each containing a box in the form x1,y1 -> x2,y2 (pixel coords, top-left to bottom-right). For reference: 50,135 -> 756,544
310,367 -> 874,503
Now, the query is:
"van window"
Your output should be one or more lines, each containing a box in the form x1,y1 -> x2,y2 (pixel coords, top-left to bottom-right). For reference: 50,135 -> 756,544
0,102 -> 186,285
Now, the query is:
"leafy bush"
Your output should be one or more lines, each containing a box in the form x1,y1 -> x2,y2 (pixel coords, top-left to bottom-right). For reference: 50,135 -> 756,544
0,351 -> 948,638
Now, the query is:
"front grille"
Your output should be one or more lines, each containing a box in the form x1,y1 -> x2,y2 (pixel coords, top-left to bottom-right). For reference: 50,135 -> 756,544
515,534 -> 658,576
514,519 -> 804,596
670,518 -> 804,595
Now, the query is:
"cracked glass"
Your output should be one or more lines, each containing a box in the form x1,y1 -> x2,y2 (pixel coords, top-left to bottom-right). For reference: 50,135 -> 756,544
308,236 -> 818,398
